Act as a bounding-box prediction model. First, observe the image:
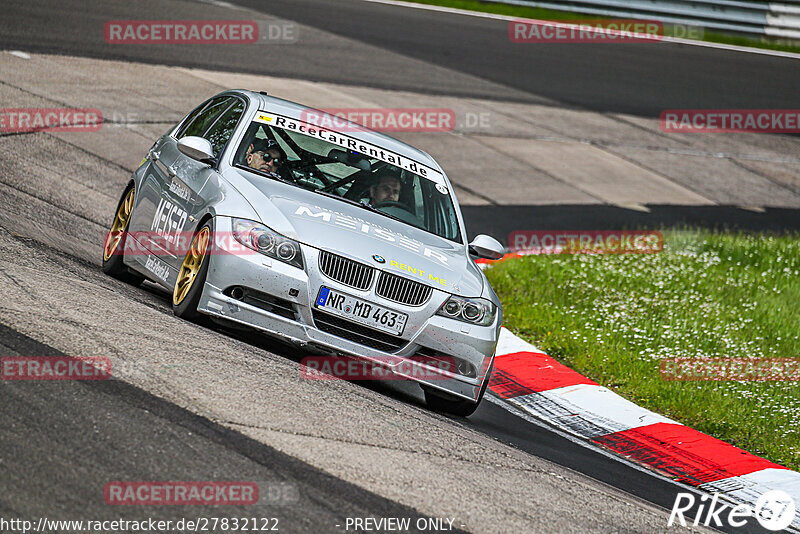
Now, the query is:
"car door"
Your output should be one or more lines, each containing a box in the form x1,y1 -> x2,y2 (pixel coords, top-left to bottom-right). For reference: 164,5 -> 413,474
127,96 -> 235,286
172,96 -> 246,243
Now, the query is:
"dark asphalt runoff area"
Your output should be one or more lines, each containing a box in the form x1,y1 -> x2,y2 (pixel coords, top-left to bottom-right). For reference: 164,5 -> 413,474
0,324 -> 456,534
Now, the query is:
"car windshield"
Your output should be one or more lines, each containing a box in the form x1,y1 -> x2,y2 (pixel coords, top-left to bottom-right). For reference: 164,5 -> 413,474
234,112 -> 462,243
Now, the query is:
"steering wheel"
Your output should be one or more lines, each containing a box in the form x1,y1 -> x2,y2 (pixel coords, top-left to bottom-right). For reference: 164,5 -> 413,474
372,200 -> 411,212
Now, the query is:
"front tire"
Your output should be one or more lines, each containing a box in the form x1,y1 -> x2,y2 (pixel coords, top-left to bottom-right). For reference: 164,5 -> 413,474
172,221 -> 213,321
424,361 -> 493,417
102,184 -> 144,285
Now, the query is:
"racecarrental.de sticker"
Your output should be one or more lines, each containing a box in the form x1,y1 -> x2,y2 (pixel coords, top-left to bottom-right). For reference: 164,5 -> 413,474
254,112 -> 446,185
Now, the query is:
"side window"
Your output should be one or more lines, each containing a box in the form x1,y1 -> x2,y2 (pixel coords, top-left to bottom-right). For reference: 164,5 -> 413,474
175,103 -> 206,139
177,97 -> 232,139
204,99 -> 245,156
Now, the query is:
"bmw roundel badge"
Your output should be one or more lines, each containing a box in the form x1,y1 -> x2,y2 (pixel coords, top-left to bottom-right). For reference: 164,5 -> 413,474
372,254 -> 386,264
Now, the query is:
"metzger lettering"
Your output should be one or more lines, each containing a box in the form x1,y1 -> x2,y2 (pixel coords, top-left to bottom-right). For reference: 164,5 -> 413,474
294,204 -> 451,266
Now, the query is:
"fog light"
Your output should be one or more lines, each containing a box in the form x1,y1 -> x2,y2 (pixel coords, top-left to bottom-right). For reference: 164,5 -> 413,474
457,360 -> 477,378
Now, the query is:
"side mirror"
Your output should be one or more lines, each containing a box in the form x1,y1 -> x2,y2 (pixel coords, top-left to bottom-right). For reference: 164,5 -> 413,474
177,136 -> 215,164
468,234 -> 505,260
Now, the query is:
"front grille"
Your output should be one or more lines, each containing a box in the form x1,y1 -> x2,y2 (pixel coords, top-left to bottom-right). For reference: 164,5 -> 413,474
376,272 -> 433,306
312,310 -> 406,352
319,251 -> 373,290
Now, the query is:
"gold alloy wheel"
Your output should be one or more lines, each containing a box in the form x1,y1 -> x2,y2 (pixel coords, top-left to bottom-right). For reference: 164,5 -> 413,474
173,227 -> 210,306
103,188 -> 135,261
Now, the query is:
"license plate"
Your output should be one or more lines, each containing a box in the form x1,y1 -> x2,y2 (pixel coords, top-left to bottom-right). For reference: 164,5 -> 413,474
315,287 -> 407,336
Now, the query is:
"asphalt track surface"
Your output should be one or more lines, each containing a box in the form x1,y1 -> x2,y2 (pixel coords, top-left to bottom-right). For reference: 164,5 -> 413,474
2,0 -> 799,235
0,0 -> 798,116
0,325 -> 455,534
0,0 -> 795,532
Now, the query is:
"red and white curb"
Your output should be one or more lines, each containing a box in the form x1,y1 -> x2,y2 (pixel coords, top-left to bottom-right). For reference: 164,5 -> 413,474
490,327 -> 800,529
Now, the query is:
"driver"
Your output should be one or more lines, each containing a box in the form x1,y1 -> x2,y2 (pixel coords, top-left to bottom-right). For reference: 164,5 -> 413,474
368,172 -> 402,205
246,139 -> 284,176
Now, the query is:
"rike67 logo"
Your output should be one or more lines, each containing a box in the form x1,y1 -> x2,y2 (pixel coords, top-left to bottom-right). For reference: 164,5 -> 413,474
669,490 -> 796,531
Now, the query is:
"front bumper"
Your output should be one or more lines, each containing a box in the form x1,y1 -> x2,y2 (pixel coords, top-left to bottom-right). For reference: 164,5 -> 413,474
197,216 -> 499,402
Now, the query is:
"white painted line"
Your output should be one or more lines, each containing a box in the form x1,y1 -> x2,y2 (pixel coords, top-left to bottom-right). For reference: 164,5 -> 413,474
361,0 -> 800,60
485,394 -> 719,503
8,51 -> 31,59
496,326 -> 543,355
701,468 -> 800,529
546,383 -> 678,429
492,329 -> 800,530
195,0 -> 249,11
495,329 -> 674,433
507,383 -> 677,437
491,392 -> 800,532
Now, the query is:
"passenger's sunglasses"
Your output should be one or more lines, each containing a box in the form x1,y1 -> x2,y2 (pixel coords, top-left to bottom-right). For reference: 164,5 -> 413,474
253,151 -> 281,164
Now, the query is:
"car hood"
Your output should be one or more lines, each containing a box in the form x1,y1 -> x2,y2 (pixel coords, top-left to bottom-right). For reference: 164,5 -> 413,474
229,169 -> 485,297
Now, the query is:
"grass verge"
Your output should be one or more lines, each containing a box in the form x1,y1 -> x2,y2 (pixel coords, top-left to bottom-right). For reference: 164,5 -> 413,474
485,229 -> 800,470
404,0 -> 800,54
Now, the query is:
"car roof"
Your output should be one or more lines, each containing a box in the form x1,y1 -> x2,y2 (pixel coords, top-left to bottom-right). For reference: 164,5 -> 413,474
230,89 -> 445,175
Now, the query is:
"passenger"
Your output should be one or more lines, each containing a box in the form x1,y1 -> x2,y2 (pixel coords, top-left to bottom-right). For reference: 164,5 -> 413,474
246,139 -> 284,176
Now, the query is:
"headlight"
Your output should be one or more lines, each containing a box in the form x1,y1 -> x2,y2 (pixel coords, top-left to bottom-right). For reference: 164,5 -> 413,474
232,218 -> 304,269
436,295 -> 496,326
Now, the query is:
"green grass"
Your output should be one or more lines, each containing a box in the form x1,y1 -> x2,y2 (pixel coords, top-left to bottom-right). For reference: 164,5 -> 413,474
485,229 -> 800,470
406,0 -> 800,53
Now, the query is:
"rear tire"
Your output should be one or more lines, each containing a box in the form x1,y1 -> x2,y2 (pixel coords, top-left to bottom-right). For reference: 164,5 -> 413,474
424,361 -> 493,417
102,184 -> 144,286
172,220 -> 213,321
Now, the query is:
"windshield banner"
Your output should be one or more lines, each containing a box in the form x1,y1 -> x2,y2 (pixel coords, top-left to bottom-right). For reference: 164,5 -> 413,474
254,112 -> 446,185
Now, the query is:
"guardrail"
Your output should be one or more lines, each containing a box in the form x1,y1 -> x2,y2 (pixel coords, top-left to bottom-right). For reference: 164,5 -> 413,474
486,0 -> 800,39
